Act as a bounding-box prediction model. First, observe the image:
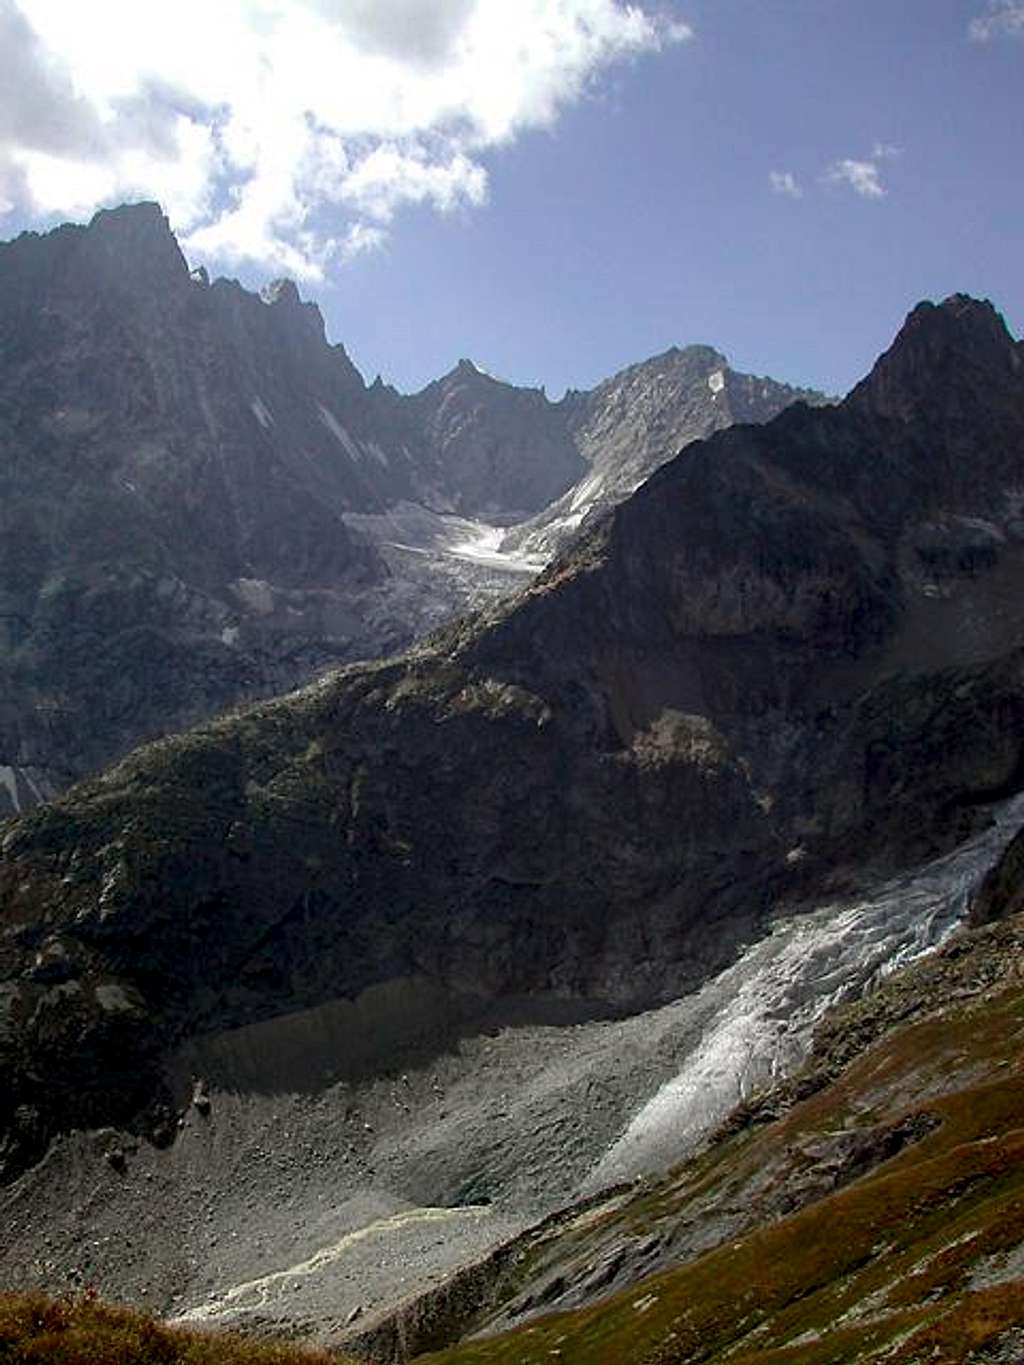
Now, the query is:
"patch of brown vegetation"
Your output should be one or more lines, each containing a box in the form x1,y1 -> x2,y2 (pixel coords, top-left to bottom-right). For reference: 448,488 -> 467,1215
0,1289 -> 354,1365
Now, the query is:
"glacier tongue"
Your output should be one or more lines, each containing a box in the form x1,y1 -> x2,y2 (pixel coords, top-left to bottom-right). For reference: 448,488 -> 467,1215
583,793 -> 1024,1192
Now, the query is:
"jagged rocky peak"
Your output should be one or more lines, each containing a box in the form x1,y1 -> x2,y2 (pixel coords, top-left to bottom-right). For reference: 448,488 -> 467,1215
0,204 -> 393,807
252,275 -> 330,342
571,339 -> 826,459
204,271 -> 364,404
579,343 -> 727,408
432,354 -> 540,397
499,338 -> 827,562
85,199 -> 177,249
260,277 -> 302,306
76,201 -> 191,298
410,353 -> 586,518
852,293 -> 1021,420
0,200 -> 188,330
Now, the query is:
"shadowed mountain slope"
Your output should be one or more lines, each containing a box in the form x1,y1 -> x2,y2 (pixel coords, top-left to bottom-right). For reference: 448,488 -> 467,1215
0,206 -> 816,811
0,294 -> 1022,1196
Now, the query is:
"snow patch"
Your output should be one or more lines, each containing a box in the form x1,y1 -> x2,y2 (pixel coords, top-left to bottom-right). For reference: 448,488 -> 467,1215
708,369 -> 725,395
0,767 -> 21,813
568,468 -> 606,514
250,397 -> 274,429
0,765 -> 43,816
446,522 -> 546,573
232,579 -> 275,616
317,404 -> 364,463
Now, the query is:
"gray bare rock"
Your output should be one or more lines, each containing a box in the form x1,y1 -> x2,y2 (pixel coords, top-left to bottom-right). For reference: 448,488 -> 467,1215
0,206 -> 813,808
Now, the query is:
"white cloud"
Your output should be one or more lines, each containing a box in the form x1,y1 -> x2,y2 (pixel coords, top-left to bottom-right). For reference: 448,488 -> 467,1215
340,222 -> 388,262
969,2 -> 1024,40
341,143 -> 488,223
769,170 -> 801,199
0,0 -> 691,278
826,157 -> 886,200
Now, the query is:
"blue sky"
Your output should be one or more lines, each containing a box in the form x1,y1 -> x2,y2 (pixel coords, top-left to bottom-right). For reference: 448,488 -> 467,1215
1,1 -> 1021,397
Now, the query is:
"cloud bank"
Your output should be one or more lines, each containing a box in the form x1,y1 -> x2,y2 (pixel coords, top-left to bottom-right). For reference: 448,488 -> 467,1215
0,0 -> 690,276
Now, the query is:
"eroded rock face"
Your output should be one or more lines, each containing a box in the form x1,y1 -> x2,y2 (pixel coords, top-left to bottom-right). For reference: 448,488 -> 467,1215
0,294 -> 1022,1182
501,345 -> 827,560
401,359 -> 586,519
0,204 -> 386,805
0,206 -> 814,809
0,207 -> 584,808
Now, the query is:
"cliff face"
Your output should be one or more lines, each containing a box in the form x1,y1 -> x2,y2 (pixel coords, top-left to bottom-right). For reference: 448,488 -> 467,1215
0,204 -> 387,804
400,359 -> 586,520
0,207 -> 817,809
0,294 -> 1021,1185
473,297 -> 1024,874
0,205 -> 585,808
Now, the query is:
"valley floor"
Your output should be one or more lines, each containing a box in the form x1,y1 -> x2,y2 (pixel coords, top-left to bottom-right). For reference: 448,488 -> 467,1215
3,800 -> 1024,1356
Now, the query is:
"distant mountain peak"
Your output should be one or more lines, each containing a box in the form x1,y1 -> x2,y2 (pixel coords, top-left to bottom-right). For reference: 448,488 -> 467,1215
905,293 -> 1015,356
260,277 -> 301,307
76,200 -> 188,295
257,275 -> 328,339
87,200 -> 170,234
852,294 -> 1020,420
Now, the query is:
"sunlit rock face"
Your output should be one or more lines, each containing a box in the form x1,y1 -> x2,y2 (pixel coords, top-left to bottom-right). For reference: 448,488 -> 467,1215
501,343 -> 827,561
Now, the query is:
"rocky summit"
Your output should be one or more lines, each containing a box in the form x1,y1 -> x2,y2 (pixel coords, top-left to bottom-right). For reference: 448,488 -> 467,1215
501,342 -> 826,562
1,288 -> 1023,1358
0,204 -> 817,812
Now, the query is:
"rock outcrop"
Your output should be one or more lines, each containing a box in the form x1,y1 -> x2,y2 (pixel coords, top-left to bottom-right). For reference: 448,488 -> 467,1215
0,293 -> 1021,1187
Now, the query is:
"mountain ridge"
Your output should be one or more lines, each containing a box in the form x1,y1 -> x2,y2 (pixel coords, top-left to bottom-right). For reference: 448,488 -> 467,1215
1,291 -> 1021,1176
1,288 -> 1024,1352
0,202 -> 819,810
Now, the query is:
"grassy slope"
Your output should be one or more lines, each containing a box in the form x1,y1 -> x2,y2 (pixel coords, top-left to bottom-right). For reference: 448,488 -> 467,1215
0,1290 -> 357,1364
421,916 -> 1024,1364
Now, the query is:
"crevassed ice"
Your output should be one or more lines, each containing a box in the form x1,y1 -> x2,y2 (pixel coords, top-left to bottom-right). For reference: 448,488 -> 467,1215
583,792 -> 1024,1192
